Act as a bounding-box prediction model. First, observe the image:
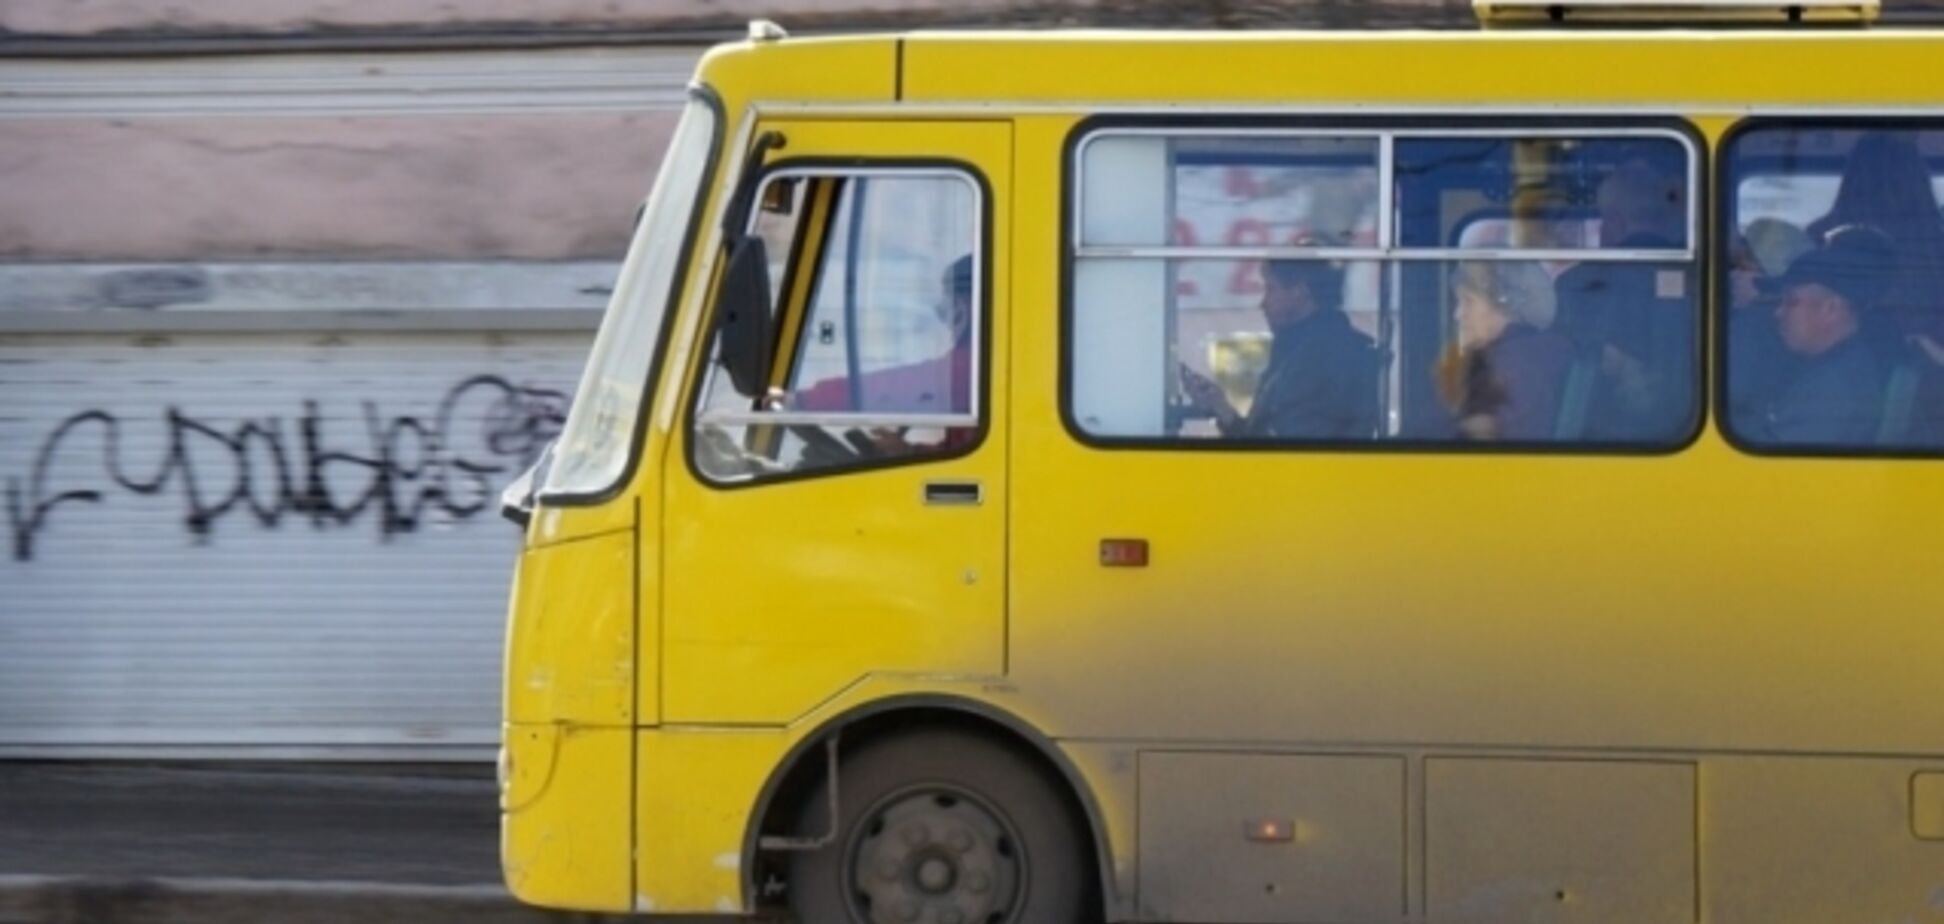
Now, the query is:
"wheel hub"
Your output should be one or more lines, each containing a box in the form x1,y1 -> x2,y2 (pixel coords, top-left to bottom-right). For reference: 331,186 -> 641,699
914,855 -> 956,893
848,790 -> 1023,924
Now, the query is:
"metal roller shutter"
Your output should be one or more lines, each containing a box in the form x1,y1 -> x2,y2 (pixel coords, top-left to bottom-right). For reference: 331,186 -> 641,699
0,329 -> 590,759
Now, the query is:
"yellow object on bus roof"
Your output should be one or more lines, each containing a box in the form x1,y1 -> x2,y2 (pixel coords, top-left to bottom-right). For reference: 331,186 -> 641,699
1473,0 -> 1881,26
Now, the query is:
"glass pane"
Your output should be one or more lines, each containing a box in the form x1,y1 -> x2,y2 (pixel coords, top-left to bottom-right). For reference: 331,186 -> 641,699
693,172 -> 981,483
1079,134 -> 1380,249
1073,256 -> 1387,441
751,179 -> 808,307
1436,258 -> 1695,443
544,96 -> 715,497
1394,136 -> 1690,251
1071,255 -> 1698,445
1724,126 -> 1944,451
787,175 -> 978,416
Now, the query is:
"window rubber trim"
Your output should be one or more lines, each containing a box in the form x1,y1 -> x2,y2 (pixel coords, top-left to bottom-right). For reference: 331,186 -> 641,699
683,155 -> 998,491
1057,112 -> 1711,458
1714,115 -> 1944,461
540,83 -> 728,507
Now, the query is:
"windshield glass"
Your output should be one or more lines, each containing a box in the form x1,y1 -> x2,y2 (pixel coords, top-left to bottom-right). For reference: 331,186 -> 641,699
542,93 -> 719,499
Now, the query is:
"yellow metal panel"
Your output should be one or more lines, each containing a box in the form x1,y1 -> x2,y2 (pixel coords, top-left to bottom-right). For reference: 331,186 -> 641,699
1704,759 -> 1944,923
530,497 -> 635,549
904,32 -> 1944,107
634,726 -> 791,915
1426,759 -> 1696,924
1138,752 -> 1406,923
501,723 -> 633,912
1007,439 -> 1944,753
695,37 -> 896,106
1058,739 -> 1140,917
504,529 -> 637,727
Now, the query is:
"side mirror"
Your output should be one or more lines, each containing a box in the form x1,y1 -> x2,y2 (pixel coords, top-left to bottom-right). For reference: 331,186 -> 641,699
715,234 -> 773,398
499,440 -> 554,529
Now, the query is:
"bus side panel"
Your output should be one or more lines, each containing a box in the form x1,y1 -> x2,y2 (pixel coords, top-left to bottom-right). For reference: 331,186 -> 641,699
1003,102 -> 1944,920
1704,757 -> 1944,924
502,724 -> 633,912
504,530 -> 636,727
501,530 -> 636,911
634,727 -> 790,915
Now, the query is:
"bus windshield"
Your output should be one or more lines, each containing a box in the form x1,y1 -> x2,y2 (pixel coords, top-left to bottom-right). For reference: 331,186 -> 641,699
542,93 -> 718,499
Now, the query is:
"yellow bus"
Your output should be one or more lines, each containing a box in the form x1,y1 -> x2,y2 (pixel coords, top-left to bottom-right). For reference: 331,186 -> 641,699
499,3 -> 1944,921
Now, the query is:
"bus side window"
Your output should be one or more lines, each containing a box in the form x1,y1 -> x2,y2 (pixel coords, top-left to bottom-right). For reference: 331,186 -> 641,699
1723,124 -> 1944,453
692,171 -> 984,482
1067,128 -> 1699,449
1394,136 -> 1699,446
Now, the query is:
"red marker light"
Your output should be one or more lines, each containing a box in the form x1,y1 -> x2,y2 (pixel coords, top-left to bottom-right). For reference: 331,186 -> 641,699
1099,539 -> 1149,568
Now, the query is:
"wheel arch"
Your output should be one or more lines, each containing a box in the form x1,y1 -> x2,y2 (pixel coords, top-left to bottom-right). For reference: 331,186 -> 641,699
739,694 -> 1118,915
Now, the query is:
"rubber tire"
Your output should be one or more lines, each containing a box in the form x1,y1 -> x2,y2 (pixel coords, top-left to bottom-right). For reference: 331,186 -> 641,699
786,728 -> 1097,924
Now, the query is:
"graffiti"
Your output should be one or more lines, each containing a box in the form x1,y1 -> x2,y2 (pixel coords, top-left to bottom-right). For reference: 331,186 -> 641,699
4,375 -> 567,562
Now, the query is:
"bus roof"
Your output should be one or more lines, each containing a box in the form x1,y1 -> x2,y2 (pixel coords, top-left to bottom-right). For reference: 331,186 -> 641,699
698,26 -> 1944,111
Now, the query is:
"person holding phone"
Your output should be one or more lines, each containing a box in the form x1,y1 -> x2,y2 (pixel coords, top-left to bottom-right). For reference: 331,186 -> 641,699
1179,258 -> 1380,440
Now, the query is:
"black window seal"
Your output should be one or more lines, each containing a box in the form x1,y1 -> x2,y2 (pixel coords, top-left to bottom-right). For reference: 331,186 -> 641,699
1714,115 -> 1944,461
683,155 -> 997,492
1058,112 -> 1711,458
539,82 -> 727,507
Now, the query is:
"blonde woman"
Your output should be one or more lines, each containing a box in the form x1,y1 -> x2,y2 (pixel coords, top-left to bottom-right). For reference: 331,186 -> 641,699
1438,261 -> 1574,441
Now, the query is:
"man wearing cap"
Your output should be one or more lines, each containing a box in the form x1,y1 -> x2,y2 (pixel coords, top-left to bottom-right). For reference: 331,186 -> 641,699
1180,258 -> 1380,440
1742,227 -> 1896,447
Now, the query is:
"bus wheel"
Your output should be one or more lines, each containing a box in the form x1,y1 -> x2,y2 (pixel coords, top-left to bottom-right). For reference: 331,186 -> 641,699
787,729 -> 1094,924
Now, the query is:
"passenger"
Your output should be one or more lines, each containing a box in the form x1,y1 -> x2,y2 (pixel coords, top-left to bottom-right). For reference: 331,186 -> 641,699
1439,261 -> 1574,441
1553,160 -> 1692,439
1179,258 -> 1379,439
1736,217 -> 1813,305
795,254 -> 974,416
1743,227 -> 1897,446
1804,132 -> 1944,443
793,255 -> 975,456
1724,224 -> 1809,426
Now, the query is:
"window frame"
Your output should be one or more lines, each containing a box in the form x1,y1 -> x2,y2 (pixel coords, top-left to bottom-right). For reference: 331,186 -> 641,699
539,84 -> 725,506
1059,114 -> 1710,456
1715,115 -> 1944,460
685,157 -> 995,489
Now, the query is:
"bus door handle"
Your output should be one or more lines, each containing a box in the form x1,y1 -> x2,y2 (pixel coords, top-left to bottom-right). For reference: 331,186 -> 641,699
923,480 -> 983,506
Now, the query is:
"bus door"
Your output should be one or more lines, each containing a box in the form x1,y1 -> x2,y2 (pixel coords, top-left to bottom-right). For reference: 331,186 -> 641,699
662,119 -> 1012,724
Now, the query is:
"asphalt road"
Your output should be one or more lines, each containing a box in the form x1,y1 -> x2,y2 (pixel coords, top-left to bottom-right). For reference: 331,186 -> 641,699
0,763 -> 500,886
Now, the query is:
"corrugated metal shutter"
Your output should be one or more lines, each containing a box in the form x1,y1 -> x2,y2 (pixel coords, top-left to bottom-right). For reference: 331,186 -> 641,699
0,329 -> 590,759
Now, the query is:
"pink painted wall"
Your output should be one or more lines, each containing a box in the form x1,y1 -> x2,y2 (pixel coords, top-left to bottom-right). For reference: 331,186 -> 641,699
0,0 -> 1011,35
0,112 -> 676,261
1,0 -> 1461,36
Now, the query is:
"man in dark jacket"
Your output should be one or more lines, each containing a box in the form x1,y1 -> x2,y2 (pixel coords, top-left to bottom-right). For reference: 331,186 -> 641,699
1182,259 -> 1380,440
1743,227 -> 1897,447
1552,160 -> 1695,441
